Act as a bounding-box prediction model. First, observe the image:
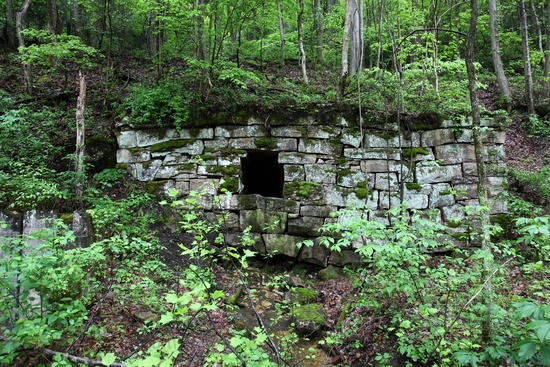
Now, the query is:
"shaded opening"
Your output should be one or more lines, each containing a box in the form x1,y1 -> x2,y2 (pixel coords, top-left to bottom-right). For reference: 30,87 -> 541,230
241,150 -> 284,198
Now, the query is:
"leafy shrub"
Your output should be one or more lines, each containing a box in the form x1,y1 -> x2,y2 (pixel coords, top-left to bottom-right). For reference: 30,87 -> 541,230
509,167 -> 550,203
125,79 -> 191,128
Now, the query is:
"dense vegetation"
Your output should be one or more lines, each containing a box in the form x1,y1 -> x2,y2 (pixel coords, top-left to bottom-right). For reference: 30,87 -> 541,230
1,0 -> 550,366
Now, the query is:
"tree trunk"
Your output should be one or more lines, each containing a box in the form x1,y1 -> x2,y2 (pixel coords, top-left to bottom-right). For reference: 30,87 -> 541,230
314,0 -> 324,66
72,0 -> 82,38
16,0 -> 33,95
297,0 -> 309,84
276,0 -> 285,65
519,0 -> 535,114
47,0 -> 58,35
339,0 -> 353,98
544,0 -> 550,97
349,0 -> 364,75
530,0 -> 543,54
6,0 -> 16,48
488,0 -> 511,104
75,71 -> 86,205
465,0 -> 493,343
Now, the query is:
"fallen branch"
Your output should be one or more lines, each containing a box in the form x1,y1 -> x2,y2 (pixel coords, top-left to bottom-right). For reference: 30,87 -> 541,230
0,336 -> 126,367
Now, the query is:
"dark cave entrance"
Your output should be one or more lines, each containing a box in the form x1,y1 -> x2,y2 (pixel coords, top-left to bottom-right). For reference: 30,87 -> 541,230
241,150 -> 284,198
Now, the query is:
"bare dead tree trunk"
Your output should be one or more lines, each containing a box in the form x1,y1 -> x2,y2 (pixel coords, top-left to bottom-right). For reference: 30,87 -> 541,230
519,0 -> 535,114
276,0 -> 285,65
488,0 -> 511,104
16,0 -> 32,95
297,0 -> 309,84
465,0 -> 493,343
75,71 -> 86,205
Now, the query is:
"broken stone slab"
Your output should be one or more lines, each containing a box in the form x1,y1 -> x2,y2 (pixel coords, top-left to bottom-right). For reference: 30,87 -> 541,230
72,210 -> 94,248
298,243 -> 329,267
288,216 -> 324,236
416,164 -> 462,184
435,144 -> 476,164
131,160 -> 163,181
421,129 -> 455,146
240,210 -> 287,234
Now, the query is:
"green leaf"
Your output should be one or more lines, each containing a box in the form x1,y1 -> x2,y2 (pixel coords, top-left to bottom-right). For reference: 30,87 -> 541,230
514,340 -> 537,362
159,312 -> 174,325
100,352 -> 117,366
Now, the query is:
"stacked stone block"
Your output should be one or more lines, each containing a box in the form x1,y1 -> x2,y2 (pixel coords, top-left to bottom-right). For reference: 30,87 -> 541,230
116,115 -> 507,266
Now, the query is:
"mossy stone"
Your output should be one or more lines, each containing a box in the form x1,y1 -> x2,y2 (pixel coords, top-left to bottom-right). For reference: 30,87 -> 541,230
220,176 -> 239,192
290,303 -> 329,334
406,182 -> 423,192
283,181 -> 322,199
318,265 -> 344,281
254,137 -> 277,149
289,287 -> 318,305
145,180 -> 170,195
220,148 -> 247,157
150,139 -> 196,153
403,147 -> 430,158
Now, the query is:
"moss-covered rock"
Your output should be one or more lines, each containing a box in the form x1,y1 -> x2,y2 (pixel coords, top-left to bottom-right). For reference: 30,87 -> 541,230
289,287 -> 318,305
317,265 -> 345,281
406,182 -> 423,192
254,137 -> 277,149
290,303 -> 329,334
150,139 -> 196,153
283,181 -> 322,199
403,147 -> 430,158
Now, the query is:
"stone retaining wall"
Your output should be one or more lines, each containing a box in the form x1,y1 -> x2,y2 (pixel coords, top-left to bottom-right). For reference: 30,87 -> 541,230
116,114 -> 507,266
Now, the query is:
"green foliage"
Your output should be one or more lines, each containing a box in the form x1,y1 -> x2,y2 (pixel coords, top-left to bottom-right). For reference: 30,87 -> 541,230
0,222 -> 105,365
511,300 -> 550,366
515,216 -> 550,262
125,79 -> 191,128
19,30 -> 100,69
522,114 -> 550,137
509,167 -> 550,203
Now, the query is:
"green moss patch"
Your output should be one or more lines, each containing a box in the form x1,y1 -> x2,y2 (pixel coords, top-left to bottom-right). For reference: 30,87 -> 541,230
403,147 -> 430,158
220,148 -> 247,157
146,180 -> 170,195
254,137 -> 277,149
219,177 -> 239,192
150,139 -> 196,153
283,181 -> 322,198
290,287 -> 318,304
207,165 -> 239,176
406,182 -> 423,192
290,303 -> 328,326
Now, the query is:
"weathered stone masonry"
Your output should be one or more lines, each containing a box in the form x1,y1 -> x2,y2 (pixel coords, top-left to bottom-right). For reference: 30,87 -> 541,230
116,114 -> 507,266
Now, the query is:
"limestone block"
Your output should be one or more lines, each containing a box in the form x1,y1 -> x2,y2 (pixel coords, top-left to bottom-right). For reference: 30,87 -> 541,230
435,144 -> 476,164
116,148 -> 150,163
226,232 -> 264,249
416,164 -> 462,184
205,212 -> 240,232
135,129 -> 170,147
264,197 -> 300,214
429,183 -> 455,208
72,210 -> 94,248
174,180 -> 190,196
236,194 -> 266,210
132,160 -> 162,181
374,173 -> 398,190
343,148 -> 364,159
300,205 -> 337,217
453,182 -> 478,200
284,165 -> 305,182
379,191 -> 402,210
155,165 -> 184,179
178,128 -> 213,139
328,250 -> 362,266
440,205 -> 465,222
487,176 -> 508,196
271,126 -> 304,137
147,179 -> 176,197
309,125 -> 341,138
215,125 -> 267,138
463,162 -> 478,177
117,130 -> 137,148
403,147 -> 435,162
23,210 -> 57,248
163,153 -> 188,165
337,171 -> 368,187
341,132 -> 362,147
240,210 -> 287,234
480,117 -> 501,127
305,164 -> 337,184
229,138 -> 257,149
421,129 -> 455,146
455,129 -> 473,143
324,186 -> 348,207
365,134 -> 400,148
279,152 -> 317,164
484,145 -> 506,162
400,132 -> 422,147
361,160 -> 395,173
486,162 -> 508,177
490,198 -> 508,214
363,148 -> 401,160
262,233 -> 302,258
174,140 -> 204,155
190,178 -> 218,194
298,139 -> 342,155
402,192 -> 429,209
288,216 -> 324,236
204,139 -> 228,150
299,244 -> 330,267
